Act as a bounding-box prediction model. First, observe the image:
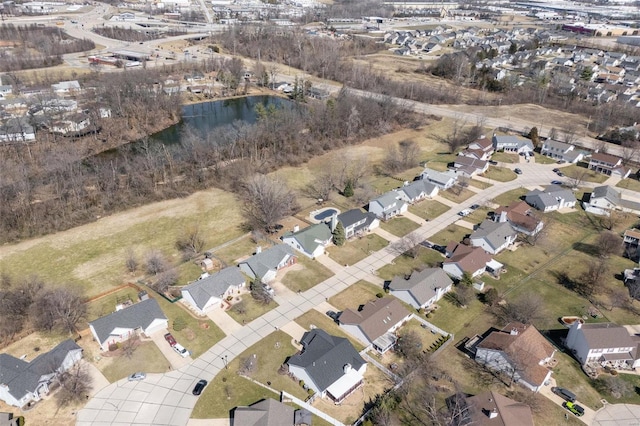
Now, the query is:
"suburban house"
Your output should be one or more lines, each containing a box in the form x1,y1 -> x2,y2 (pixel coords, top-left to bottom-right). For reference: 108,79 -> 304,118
282,223 -> 333,259
495,201 -> 544,236
623,229 -> 640,247
565,320 -> 640,370
389,268 -> 454,310
238,245 -> 297,283
0,340 -> 83,407
525,185 -> 577,212
443,242 -> 502,279
51,80 -> 81,95
181,267 -> 247,314
337,297 -> 412,353
287,329 -> 367,404
588,152 -> 631,178
0,117 -> 36,143
469,220 -> 517,255
452,156 -> 489,177
232,398 -> 312,426
334,209 -> 380,239
462,391 -> 535,426
471,322 -> 555,392
368,191 -> 408,221
540,140 -> 584,163
492,135 -> 534,154
420,167 -> 458,190
89,298 -> 168,351
584,185 -> 640,216
459,136 -> 494,160
396,180 -> 439,204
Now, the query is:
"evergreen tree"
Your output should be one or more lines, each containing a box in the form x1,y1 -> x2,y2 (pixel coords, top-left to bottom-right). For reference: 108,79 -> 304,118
528,126 -> 540,148
333,222 -> 346,246
343,180 -> 354,197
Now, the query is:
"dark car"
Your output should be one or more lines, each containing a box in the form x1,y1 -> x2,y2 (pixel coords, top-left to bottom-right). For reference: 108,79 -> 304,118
551,180 -> 563,185
432,245 -> 447,254
193,379 -> 208,395
562,401 -> 584,417
488,160 -> 498,165
557,172 -> 565,177
326,310 -> 340,321
552,386 -> 576,402
470,204 -> 480,210
164,333 -> 177,347
553,168 -> 560,173
514,168 -> 522,175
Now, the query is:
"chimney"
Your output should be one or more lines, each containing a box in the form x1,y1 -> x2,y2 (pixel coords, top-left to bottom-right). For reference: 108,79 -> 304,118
343,363 -> 352,374
138,290 -> 148,301
510,328 -> 519,336
256,246 -> 262,254
489,409 -> 498,419
293,225 -> 300,233
499,211 -> 508,223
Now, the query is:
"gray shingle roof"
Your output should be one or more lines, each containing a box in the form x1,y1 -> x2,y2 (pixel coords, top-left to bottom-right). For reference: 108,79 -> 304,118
239,245 -> 294,279
233,398 -> 295,426
389,268 -> 453,306
592,185 -> 620,204
287,329 -> 365,393
182,267 -> 245,310
282,223 -> 332,255
338,209 -> 378,233
0,339 -> 82,402
372,191 -> 402,208
399,180 -> 437,200
89,298 -> 167,345
470,220 -> 516,251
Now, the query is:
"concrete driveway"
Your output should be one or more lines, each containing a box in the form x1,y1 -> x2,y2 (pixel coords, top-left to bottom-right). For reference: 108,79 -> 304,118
150,330 -> 193,370
539,378 -> 596,425
83,360 -> 110,397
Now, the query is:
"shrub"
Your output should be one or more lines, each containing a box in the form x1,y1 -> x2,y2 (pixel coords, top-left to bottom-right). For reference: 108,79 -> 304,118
173,316 -> 187,331
307,388 -> 315,396
299,380 -> 305,387
376,292 -> 384,298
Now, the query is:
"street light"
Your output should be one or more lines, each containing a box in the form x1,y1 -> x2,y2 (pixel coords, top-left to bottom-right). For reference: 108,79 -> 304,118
221,355 -> 228,370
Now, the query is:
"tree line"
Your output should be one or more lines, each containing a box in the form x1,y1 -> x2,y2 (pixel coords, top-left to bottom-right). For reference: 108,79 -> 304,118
93,26 -> 187,42
0,24 -> 95,72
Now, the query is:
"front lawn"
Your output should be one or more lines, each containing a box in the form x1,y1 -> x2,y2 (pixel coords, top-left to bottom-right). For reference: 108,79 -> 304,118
377,247 -> 444,280
467,179 -> 492,189
281,255 -> 334,292
380,217 -> 421,237
563,163 -> 609,184
428,295 -> 493,337
326,234 -> 388,266
408,199 -> 450,221
491,188 -> 529,206
439,187 -> 476,203
226,294 -> 278,324
616,177 -> 640,192
535,154 -> 558,164
100,341 -> 169,382
428,224 -> 470,246
328,280 -> 382,311
192,331 -> 306,418
481,166 -> 517,182
491,152 -> 519,163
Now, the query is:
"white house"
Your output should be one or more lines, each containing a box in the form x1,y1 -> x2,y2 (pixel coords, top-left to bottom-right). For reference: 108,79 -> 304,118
396,180 -> 439,204
588,152 -> 631,178
584,185 -> 640,216
281,223 -> 332,259
469,220 -> 517,255
525,185 -> 577,212
492,134 -> 534,154
540,140 -> 584,163
565,320 -> 640,369
389,268 -> 453,309
337,298 -> 412,353
89,298 -> 168,351
0,117 -> 35,143
238,245 -> 297,283
334,209 -> 380,239
420,167 -> 458,190
287,329 -> 367,404
51,80 -> 81,96
452,156 -> 489,177
368,191 -> 408,221
0,340 -> 83,407
181,267 -> 246,314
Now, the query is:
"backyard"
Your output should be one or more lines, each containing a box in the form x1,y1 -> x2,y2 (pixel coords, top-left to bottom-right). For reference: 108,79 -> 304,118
428,224 -> 470,246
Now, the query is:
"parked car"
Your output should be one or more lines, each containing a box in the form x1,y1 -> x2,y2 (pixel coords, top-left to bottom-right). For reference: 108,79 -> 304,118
432,244 -> 447,254
262,284 -> 275,295
173,343 -> 189,358
562,401 -> 584,417
551,180 -> 563,185
470,204 -> 480,210
458,209 -> 472,217
557,172 -> 565,177
488,160 -> 498,165
553,168 -> 560,173
326,310 -> 339,322
552,387 -> 576,402
514,168 -> 522,175
164,333 -> 177,346
192,379 -> 208,395
128,372 -> 146,381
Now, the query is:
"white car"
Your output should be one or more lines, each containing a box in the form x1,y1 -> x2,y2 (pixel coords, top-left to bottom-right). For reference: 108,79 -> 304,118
458,209 -> 472,217
173,343 -> 189,358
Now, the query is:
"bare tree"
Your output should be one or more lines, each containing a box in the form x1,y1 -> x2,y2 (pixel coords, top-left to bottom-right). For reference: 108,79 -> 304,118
599,210 -> 623,231
496,292 -> 545,324
597,231 -> 622,258
32,287 -> 87,333
250,281 -> 273,305
176,224 -> 206,261
121,335 -> 140,359
390,233 -> 423,259
56,362 -> 93,407
238,354 -> 258,376
304,171 -> 334,202
240,174 -> 298,233
125,248 -> 139,274
153,268 -> 178,294
620,139 -> 640,165
395,330 -> 422,359
146,250 -> 170,275
566,168 -> 588,189
579,259 -> 608,298
561,124 -> 579,144
598,375 -> 633,399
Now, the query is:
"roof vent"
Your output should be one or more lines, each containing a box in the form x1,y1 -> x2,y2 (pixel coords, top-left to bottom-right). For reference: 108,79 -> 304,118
489,409 -> 498,419
293,225 -> 300,233
256,246 -> 262,254
510,328 -> 519,335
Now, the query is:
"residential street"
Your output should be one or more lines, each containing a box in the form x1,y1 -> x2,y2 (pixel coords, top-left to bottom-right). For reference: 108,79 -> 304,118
77,160 -> 617,425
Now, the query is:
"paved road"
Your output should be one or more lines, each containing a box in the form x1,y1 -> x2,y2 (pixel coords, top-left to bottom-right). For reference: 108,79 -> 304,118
78,160 -> 605,425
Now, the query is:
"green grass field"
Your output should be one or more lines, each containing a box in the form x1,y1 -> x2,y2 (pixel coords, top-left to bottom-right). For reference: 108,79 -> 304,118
429,224 -> 470,246
481,166 -> 517,182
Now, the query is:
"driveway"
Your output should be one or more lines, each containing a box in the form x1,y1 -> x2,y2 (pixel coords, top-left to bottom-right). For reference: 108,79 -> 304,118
206,309 -> 242,334
539,378 -> 596,425
83,360 -> 110,397
592,403 -> 640,425
150,330 -> 193,370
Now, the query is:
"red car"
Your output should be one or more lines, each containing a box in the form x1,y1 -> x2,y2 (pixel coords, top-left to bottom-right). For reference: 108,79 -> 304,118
164,333 -> 177,346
